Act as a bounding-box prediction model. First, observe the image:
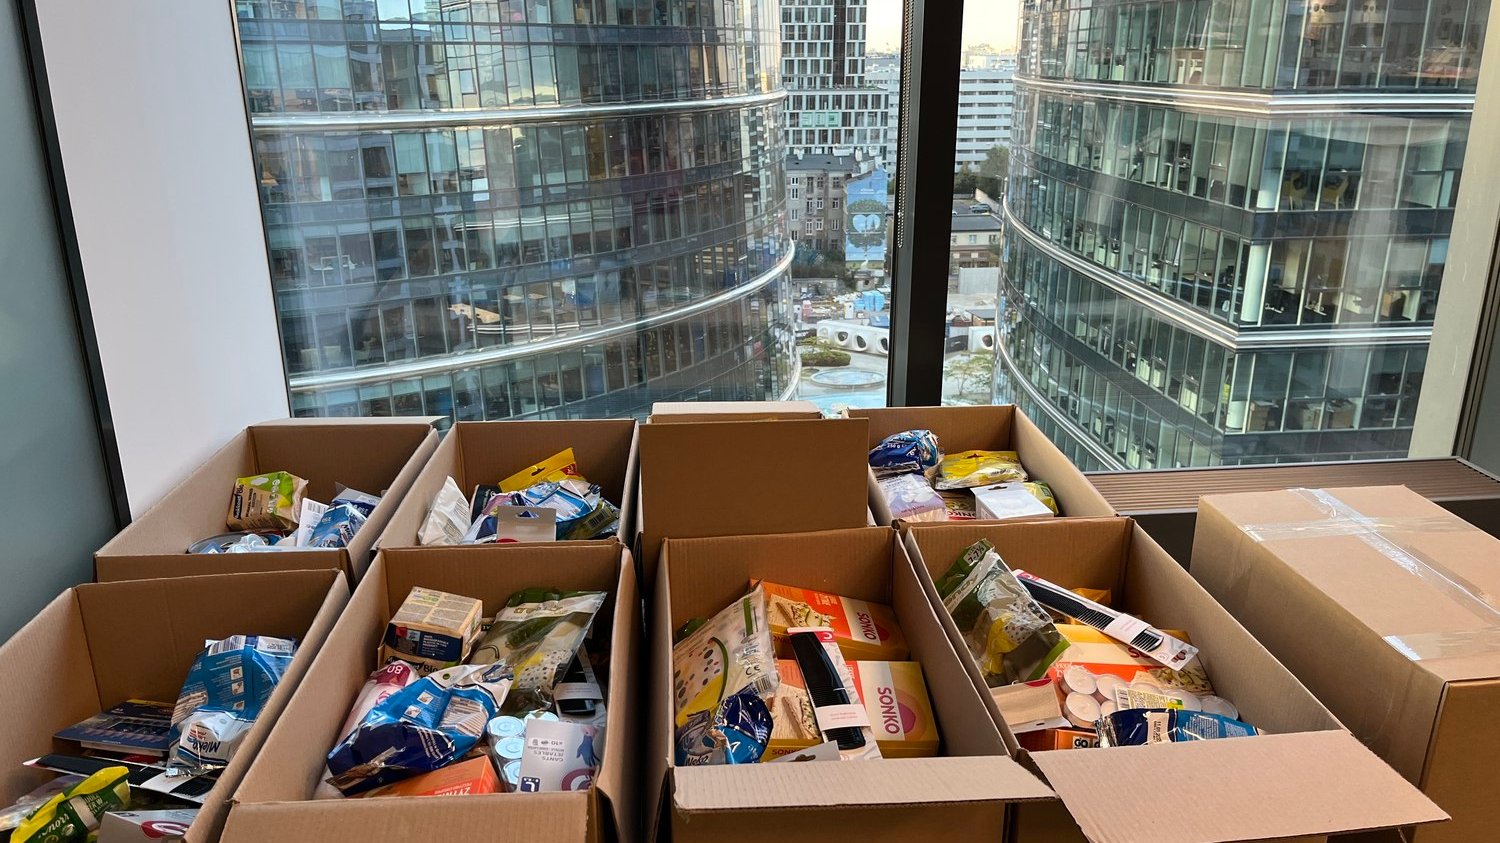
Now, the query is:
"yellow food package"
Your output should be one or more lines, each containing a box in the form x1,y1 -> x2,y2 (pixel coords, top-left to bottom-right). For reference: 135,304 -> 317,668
499,448 -> 585,492
758,580 -> 909,661
1025,481 -> 1058,514
15,767 -> 131,843
935,450 -> 1027,490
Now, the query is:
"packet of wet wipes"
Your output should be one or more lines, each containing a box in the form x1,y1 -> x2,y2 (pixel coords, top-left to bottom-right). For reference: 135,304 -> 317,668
167,635 -> 298,775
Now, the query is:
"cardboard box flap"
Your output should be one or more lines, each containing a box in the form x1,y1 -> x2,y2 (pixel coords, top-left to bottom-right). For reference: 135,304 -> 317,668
225,791 -> 590,841
649,400 -> 822,422
1202,486 -> 1500,683
673,756 -> 1052,813
638,418 -> 870,578
1031,731 -> 1447,843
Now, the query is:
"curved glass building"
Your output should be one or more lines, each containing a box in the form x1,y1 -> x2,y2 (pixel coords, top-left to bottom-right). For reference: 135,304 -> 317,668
235,0 -> 795,422
999,0 -> 1483,468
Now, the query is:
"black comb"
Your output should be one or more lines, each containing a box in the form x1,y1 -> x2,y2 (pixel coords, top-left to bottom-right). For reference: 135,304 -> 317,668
1015,571 -> 1165,653
28,754 -> 219,803
788,631 -> 866,751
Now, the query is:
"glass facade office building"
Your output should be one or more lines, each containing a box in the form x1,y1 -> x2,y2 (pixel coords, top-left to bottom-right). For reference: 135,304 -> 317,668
235,0 -> 795,422
998,0 -> 1484,469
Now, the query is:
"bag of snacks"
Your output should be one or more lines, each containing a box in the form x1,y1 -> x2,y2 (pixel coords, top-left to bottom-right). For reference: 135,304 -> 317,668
935,450 -> 1027,490
935,539 -> 1067,684
868,429 -> 941,478
468,588 -> 607,713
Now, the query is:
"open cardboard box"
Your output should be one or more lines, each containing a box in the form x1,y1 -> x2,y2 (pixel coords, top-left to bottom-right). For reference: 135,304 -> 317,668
96,418 -> 438,583
647,527 -> 1055,843
847,406 -> 1114,526
901,518 -> 1447,843
223,543 -> 640,843
377,419 -> 638,553
0,569 -> 348,843
635,413 -> 871,585
1193,485 -> 1500,843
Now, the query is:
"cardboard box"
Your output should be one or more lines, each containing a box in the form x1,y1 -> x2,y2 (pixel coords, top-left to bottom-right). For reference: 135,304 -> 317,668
378,419 -> 638,552
902,518 -> 1447,843
96,418 -> 438,582
847,406 -> 1114,526
636,414 -> 871,584
1193,485 -> 1500,843
0,569 -> 348,843
647,400 -> 822,423
224,543 -> 639,843
648,527 -> 1055,843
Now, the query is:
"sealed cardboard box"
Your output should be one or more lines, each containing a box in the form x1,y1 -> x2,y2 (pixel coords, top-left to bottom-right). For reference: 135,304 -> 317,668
96,418 -> 438,582
378,419 -> 637,551
1193,485 -> 1500,843
848,406 -> 1114,525
223,543 -> 639,843
0,569 -> 348,843
648,527 -> 1055,843
636,412 -> 871,584
903,518 -> 1447,843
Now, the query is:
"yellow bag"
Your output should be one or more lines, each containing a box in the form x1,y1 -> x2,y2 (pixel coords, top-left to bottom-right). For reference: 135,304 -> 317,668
935,450 -> 1027,490
14,767 -> 130,843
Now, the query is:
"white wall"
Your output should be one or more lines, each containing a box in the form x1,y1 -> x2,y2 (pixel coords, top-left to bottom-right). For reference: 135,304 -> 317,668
34,2 -> 290,514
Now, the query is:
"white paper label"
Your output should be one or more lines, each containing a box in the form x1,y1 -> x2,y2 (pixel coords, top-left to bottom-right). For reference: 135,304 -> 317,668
1101,614 -> 1150,644
295,499 -> 329,547
771,740 -> 841,763
552,681 -> 602,702
814,702 -> 871,733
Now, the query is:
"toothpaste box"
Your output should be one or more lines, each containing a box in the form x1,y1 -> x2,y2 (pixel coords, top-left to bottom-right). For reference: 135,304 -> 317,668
97,809 -> 199,842
765,659 -> 938,760
380,587 -> 484,673
757,580 -> 908,661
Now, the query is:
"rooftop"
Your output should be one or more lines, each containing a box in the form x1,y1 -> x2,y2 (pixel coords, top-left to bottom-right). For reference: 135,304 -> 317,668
788,153 -> 858,172
951,213 -> 1002,232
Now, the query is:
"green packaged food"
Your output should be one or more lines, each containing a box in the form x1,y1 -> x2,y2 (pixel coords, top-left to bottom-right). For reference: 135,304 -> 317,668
468,587 -> 607,712
14,766 -> 130,843
227,470 -> 307,531
1025,481 -> 1058,514
935,539 -> 1067,684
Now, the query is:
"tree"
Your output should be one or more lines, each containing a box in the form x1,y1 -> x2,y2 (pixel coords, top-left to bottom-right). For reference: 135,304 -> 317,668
977,145 -> 1009,198
944,350 -> 996,399
954,163 -> 979,195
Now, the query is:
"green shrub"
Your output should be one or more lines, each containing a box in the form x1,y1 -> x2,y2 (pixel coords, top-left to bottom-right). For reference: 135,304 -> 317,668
801,348 -> 852,367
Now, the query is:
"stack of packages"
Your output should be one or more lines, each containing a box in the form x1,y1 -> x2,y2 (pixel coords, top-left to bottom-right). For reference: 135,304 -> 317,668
189,471 -> 382,554
937,539 -> 1257,750
869,430 -> 1057,522
417,449 -> 619,545
672,581 -> 938,765
1,636 -> 298,842
319,584 -> 608,798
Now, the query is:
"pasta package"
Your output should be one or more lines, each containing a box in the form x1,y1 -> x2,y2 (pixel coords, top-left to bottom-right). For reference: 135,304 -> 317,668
935,450 -> 1027,490
935,539 -> 1067,684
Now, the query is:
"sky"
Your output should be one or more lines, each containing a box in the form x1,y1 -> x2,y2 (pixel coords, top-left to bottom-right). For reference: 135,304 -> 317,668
866,0 -> 1020,53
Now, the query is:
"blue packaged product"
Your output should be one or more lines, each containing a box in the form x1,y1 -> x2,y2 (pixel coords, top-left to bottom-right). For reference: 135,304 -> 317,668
167,635 -> 298,775
675,687 -> 773,766
510,480 -> 599,539
326,662 -> 514,795
868,429 -> 941,478
1099,708 -> 1261,747
306,503 -> 367,549
331,487 -> 381,518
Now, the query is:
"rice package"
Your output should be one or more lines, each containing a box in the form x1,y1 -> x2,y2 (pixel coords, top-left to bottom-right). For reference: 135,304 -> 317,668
876,473 -> 946,522
868,429 -> 941,478
326,662 -> 514,795
168,635 -> 298,774
935,539 -> 1066,684
934,450 -> 1027,490
468,587 -> 606,712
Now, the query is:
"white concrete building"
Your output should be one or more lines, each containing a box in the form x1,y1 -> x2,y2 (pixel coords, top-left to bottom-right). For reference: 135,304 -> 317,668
782,0 -> 891,162
955,56 -> 1017,171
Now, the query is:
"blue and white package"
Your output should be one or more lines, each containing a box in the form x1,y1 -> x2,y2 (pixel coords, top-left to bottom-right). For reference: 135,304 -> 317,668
326,662 -> 514,795
675,687 -> 773,766
167,635 -> 298,774
868,429 -> 941,478
331,487 -> 381,518
1098,708 -> 1261,747
509,479 -> 599,539
306,503 -> 367,549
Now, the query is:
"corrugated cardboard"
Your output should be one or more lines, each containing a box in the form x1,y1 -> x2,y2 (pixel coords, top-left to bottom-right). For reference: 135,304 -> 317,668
848,406 -> 1114,525
1193,486 -> 1500,843
635,416 -> 870,584
902,518 -> 1447,843
647,527 -> 1055,843
377,420 -> 638,553
647,400 -> 822,422
96,418 -> 438,582
225,543 -> 640,843
0,569 -> 348,843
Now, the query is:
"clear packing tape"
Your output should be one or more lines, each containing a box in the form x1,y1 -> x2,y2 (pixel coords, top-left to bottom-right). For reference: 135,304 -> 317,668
1241,488 -> 1500,662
